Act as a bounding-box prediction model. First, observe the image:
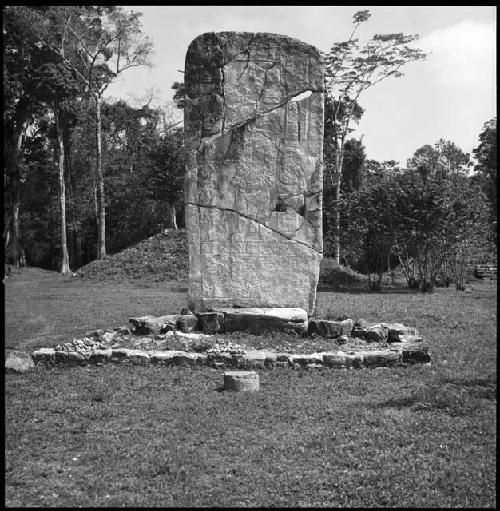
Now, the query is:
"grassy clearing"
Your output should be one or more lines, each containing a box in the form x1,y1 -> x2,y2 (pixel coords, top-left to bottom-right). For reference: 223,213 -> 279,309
4,267 -> 187,351
6,366 -> 496,507
4,267 -> 497,507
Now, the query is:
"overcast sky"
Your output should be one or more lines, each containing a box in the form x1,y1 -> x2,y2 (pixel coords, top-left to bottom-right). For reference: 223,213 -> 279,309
104,5 -> 496,165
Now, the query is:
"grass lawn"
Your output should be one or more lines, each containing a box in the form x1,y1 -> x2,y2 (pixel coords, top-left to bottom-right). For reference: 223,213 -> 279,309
5,268 -> 497,507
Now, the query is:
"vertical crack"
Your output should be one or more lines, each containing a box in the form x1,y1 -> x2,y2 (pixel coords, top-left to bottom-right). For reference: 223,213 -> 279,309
236,34 -> 256,81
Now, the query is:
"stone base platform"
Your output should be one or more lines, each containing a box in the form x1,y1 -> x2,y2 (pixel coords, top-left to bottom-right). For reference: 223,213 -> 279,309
31,343 -> 431,370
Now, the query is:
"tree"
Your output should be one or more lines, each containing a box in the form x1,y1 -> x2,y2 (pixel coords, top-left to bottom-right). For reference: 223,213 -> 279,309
341,163 -> 489,292
393,167 -> 489,292
472,117 -> 497,244
340,173 -> 398,290
171,81 -> 186,110
3,6 -> 45,268
341,138 -> 367,194
323,9 -> 427,263
323,133 -> 367,257
38,6 -> 152,259
406,139 -> 471,181
148,127 -> 185,229
4,6 -> 86,274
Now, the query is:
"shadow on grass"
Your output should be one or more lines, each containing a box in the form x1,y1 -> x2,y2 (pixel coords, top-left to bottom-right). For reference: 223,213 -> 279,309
376,375 -> 497,417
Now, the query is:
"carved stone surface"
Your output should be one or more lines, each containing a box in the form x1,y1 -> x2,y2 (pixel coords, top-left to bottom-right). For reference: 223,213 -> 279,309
184,31 -> 324,315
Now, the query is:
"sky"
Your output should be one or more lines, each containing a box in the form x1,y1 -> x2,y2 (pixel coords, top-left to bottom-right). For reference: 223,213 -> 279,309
104,6 -> 496,165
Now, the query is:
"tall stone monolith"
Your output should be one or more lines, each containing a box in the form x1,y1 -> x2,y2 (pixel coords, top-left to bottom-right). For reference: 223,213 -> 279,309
184,32 -> 324,315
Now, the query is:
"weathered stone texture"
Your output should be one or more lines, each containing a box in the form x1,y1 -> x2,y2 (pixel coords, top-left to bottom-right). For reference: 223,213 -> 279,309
224,370 -> 260,392
5,351 -> 35,374
184,32 -> 324,314
213,307 -> 308,335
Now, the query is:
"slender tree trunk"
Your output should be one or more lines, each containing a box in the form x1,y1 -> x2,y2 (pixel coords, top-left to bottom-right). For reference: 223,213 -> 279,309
55,108 -> 71,275
334,149 -> 344,265
95,95 -> 106,259
11,186 -> 21,267
170,202 -> 178,230
11,104 -> 30,267
76,233 -> 82,269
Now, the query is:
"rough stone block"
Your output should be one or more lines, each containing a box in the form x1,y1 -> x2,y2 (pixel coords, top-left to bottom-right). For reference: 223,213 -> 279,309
207,351 -> 234,367
32,348 -> 55,365
352,325 -> 387,343
241,350 -> 276,369
149,351 -> 183,365
224,370 -> 260,392
197,312 -> 224,334
363,350 -> 401,367
110,348 -> 132,362
89,349 -> 112,364
308,319 -> 353,338
129,315 -> 179,335
66,351 -> 87,366
5,351 -> 35,374
382,323 -> 420,343
305,363 -> 324,370
184,31 -> 324,315
289,353 -> 324,365
114,325 -> 131,335
171,352 -> 199,366
55,350 -> 69,364
402,348 -> 431,364
276,353 -> 291,363
323,352 -> 348,368
215,307 -> 308,335
128,350 -> 151,365
343,353 -> 364,369
176,314 -> 199,333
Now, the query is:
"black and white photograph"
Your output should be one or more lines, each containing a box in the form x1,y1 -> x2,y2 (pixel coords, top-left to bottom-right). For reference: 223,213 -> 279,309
4,5 -> 496,507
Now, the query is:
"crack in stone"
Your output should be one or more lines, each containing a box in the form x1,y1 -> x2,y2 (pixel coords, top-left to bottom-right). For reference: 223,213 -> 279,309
221,88 -> 322,135
186,202 -> 322,254
193,88 -> 321,156
236,34 -> 256,81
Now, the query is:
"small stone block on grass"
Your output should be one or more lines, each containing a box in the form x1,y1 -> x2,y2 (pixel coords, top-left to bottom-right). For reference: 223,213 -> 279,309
5,351 -> 35,374
224,371 -> 260,392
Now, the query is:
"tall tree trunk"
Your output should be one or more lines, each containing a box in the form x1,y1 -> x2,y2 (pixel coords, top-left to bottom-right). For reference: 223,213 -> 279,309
55,108 -> 71,275
10,101 -> 30,267
169,202 -> 178,230
334,178 -> 340,264
76,233 -> 82,269
95,95 -> 106,259
334,149 -> 344,265
11,185 -> 21,267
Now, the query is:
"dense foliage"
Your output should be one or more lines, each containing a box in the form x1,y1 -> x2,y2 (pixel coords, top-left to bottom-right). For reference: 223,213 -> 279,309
3,6 -> 183,272
472,117 -> 497,244
335,140 -> 492,291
